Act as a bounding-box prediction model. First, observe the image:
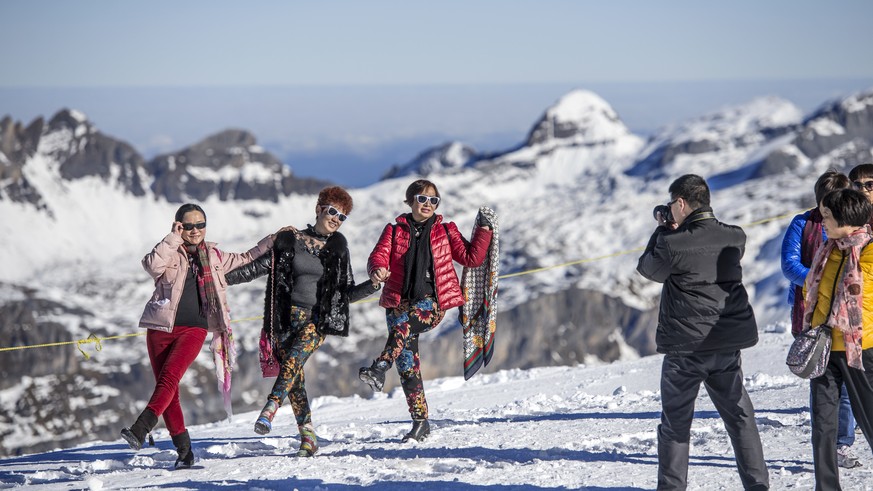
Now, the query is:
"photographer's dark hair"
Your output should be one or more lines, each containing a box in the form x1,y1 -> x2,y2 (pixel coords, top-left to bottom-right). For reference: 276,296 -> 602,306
404,179 -> 440,206
821,189 -> 872,227
668,174 -> 710,209
848,163 -> 873,182
175,203 -> 206,223
814,169 -> 850,205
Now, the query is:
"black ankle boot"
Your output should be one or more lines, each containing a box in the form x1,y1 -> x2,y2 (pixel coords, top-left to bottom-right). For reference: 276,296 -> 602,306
401,419 -> 430,443
359,360 -> 389,392
171,430 -> 195,469
121,409 -> 158,450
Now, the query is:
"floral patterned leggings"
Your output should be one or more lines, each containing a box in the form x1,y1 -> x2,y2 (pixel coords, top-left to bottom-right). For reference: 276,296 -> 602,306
268,307 -> 325,426
377,297 -> 445,420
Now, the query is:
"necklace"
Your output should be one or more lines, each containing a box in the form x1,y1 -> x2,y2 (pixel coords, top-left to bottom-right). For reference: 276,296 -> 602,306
305,224 -> 332,241
409,217 -> 427,238
301,225 -> 330,257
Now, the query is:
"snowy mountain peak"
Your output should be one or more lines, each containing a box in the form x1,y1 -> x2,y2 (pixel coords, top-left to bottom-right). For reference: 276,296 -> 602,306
381,141 -> 477,180
627,96 -> 803,179
47,108 -> 94,136
147,128 -> 328,202
525,89 -> 632,147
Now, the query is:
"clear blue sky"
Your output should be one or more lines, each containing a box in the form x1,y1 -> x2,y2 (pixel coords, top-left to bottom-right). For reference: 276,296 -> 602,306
1,1 -> 872,186
1,0 -> 871,86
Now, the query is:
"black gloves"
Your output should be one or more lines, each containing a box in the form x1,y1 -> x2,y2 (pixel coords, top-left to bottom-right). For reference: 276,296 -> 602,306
476,212 -> 493,230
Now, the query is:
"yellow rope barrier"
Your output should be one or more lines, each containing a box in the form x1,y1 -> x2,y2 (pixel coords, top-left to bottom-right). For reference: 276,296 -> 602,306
0,208 -> 808,355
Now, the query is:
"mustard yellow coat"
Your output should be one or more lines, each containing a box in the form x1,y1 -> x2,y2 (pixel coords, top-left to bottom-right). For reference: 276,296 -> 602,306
808,245 -> 873,350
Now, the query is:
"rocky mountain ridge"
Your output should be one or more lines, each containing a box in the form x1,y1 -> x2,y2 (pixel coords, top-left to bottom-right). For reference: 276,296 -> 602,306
0,110 -> 328,213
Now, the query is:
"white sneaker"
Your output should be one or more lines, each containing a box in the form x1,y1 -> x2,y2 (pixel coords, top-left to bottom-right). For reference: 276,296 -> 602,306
837,445 -> 862,469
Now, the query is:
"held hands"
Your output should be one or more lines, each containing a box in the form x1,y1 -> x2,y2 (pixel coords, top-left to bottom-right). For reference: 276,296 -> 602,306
369,267 -> 390,286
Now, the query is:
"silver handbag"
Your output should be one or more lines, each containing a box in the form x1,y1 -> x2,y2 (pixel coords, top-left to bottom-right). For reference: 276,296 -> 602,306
786,325 -> 832,379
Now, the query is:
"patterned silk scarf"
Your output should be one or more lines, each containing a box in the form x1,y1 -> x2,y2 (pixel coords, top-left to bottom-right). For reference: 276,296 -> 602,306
188,242 -> 220,317
187,242 -> 233,417
802,225 -> 871,370
792,208 -> 824,336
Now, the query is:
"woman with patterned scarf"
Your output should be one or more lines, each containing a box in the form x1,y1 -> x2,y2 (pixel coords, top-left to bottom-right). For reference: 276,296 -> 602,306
121,203 -> 278,469
781,169 -> 861,469
225,186 -> 380,457
358,179 -> 493,443
803,188 -> 873,488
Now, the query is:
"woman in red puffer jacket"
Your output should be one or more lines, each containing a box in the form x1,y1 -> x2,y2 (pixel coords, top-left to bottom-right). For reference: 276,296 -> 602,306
359,179 -> 493,442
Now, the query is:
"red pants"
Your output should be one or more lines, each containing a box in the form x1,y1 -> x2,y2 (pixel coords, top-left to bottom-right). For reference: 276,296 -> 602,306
145,325 -> 207,436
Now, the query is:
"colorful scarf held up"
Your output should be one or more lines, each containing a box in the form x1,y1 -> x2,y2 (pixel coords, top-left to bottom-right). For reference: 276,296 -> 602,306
802,225 -> 872,371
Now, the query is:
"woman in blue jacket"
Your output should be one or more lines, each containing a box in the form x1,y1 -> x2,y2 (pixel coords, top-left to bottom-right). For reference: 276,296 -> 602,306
780,169 -> 860,469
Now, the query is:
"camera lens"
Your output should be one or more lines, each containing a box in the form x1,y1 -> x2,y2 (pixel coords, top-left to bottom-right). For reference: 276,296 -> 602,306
653,205 -> 673,223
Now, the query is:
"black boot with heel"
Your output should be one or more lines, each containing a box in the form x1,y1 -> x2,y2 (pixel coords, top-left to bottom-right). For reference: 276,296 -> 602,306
359,359 -> 390,392
402,419 -> 430,443
171,430 -> 195,469
120,409 -> 158,451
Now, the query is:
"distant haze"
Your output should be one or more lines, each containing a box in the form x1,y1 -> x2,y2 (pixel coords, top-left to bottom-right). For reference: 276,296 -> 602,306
2,79 -> 871,187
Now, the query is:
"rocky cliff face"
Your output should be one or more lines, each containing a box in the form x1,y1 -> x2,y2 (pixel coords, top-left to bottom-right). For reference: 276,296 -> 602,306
757,90 -> 873,176
0,110 -> 330,211
147,129 -> 328,203
0,115 -> 48,210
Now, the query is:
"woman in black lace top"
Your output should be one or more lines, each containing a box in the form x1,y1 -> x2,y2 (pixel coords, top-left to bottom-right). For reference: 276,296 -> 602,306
226,186 -> 378,457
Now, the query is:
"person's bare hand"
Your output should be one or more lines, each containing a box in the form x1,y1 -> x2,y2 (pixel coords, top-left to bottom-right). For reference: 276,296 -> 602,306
172,221 -> 184,235
369,268 -> 390,284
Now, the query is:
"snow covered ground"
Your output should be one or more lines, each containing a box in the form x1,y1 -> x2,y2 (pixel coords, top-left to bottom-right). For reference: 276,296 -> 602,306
2,324 -> 872,490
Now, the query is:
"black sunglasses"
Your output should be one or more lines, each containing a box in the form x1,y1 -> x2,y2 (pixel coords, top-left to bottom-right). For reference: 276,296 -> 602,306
414,194 -> 440,206
181,222 -> 206,231
853,180 -> 873,192
322,205 -> 347,222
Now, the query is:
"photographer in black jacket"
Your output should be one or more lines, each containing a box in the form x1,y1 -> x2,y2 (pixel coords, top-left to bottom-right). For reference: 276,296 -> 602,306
637,174 -> 769,490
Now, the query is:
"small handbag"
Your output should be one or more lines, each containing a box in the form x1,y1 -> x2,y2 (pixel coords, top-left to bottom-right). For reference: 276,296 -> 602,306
259,249 -> 280,378
786,325 -> 832,379
259,328 -> 280,378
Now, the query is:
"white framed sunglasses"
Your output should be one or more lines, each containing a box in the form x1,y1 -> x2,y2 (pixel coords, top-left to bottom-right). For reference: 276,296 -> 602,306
414,194 -> 440,206
321,205 -> 348,222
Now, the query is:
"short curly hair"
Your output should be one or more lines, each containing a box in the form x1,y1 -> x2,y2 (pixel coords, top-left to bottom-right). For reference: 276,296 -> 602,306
317,186 -> 353,215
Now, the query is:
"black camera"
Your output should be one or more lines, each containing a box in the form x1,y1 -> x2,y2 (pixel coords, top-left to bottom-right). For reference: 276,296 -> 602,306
653,204 -> 674,224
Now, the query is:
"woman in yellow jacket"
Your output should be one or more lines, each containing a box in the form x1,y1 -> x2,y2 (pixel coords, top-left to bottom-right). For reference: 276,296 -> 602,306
804,188 -> 873,489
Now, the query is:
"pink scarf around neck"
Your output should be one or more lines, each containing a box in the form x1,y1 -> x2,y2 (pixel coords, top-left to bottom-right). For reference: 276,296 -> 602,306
802,225 -> 871,370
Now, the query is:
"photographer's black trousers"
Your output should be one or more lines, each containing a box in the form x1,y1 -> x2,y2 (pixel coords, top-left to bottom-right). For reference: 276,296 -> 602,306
658,351 -> 769,491
810,349 -> 873,491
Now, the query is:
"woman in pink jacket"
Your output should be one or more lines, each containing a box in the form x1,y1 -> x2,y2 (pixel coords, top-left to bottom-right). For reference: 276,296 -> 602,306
121,203 -> 277,469
359,179 -> 493,442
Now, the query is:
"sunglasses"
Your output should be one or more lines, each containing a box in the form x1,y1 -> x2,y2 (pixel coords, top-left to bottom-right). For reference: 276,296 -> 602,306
414,194 -> 440,206
181,222 -> 206,231
322,205 -> 347,222
853,180 -> 873,192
